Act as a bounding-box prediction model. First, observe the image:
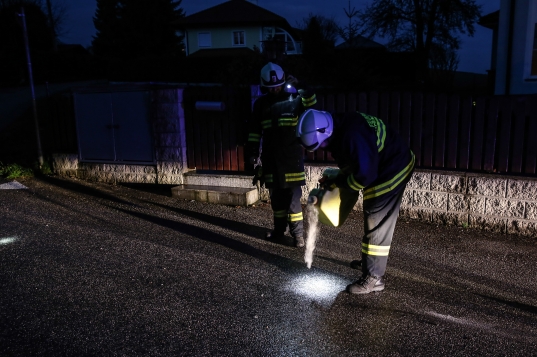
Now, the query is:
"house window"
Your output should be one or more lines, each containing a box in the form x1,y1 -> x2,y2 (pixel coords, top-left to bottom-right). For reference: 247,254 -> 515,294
198,32 -> 211,48
233,31 -> 245,46
262,27 -> 299,54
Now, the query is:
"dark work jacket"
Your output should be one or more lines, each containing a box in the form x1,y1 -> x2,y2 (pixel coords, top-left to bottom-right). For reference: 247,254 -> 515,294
327,112 -> 415,201
247,88 -> 317,188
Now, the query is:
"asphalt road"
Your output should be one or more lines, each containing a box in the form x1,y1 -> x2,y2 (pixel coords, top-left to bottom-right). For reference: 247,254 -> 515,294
1,176 -> 536,356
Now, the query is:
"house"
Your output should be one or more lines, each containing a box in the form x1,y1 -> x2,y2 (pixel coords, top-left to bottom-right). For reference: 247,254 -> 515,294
479,0 -> 537,95
179,0 -> 302,59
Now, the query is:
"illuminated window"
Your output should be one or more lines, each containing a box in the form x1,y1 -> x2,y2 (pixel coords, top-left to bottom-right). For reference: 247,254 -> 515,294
198,32 -> 211,48
233,31 -> 245,46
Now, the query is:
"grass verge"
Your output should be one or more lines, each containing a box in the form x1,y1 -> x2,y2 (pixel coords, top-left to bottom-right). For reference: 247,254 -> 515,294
0,162 -> 35,180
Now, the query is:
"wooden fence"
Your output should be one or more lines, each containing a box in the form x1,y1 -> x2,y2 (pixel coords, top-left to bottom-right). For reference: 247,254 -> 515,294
38,88 -> 537,177
310,92 -> 537,176
183,85 -> 252,172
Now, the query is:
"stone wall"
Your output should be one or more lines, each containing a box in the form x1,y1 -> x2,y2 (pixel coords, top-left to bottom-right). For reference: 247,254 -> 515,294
304,165 -> 537,238
152,88 -> 188,184
404,170 -> 537,237
52,153 -> 537,238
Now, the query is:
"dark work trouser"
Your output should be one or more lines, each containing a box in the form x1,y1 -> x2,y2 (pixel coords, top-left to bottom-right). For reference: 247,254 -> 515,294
269,186 -> 304,238
361,182 -> 408,278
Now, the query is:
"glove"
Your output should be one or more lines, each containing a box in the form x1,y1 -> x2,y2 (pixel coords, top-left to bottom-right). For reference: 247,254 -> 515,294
252,166 -> 264,186
286,75 -> 298,85
319,175 -> 338,190
319,168 -> 341,190
245,144 -> 259,165
284,75 -> 298,94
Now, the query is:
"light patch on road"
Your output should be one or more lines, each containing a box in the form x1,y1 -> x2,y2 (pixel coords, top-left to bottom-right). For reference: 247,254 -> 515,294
425,311 -> 482,328
286,271 -> 348,305
0,181 -> 28,190
424,310 -> 524,339
0,237 -> 17,245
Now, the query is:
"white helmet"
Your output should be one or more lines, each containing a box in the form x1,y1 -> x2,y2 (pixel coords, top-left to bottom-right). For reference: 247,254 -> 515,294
296,109 -> 334,151
260,62 -> 285,87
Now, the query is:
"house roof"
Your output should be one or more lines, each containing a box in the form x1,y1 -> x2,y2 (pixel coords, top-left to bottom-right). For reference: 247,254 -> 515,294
180,0 -> 292,30
335,35 -> 386,50
478,10 -> 500,30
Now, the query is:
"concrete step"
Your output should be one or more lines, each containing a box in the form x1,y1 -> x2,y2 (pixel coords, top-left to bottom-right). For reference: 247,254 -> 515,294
183,170 -> 253,188
171,184 -> 258,206
171,171 -> 259,206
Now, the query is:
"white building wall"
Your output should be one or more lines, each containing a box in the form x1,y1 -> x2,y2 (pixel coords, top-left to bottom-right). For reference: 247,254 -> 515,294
186,26 -> 262,55
495,0 -> 537,94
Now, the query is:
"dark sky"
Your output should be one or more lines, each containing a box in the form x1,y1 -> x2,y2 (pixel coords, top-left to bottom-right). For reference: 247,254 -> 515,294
58,0 -> 500,74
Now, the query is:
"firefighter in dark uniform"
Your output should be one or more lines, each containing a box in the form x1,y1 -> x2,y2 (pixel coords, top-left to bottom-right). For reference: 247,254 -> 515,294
296,109 -> 415,294
247,62 -> 317,248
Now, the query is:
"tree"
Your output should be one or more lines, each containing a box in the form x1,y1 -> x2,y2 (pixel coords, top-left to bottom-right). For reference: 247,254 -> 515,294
92,0 -> 185,60
356,0 -> 482,78
291,14 -> 339,85
0,0 -> 66,47
44,0 -> 67,50
338,0 -> 360,46
91,0 -> 123,58
0,0 -> 55,85
298,13 -> 339,57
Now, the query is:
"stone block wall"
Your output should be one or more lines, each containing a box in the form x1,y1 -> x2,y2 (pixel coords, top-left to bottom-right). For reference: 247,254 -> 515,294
152,88 -> 188,184
303,165 -> 537,238
402,170 -> 537,237
52,153 -> 537,237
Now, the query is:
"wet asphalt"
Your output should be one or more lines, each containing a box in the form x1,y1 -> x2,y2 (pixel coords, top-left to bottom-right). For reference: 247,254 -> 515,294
1,175 -> 536,357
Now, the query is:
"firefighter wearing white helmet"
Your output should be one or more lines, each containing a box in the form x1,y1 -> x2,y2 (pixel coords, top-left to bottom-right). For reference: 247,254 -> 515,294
260,62 -> 285,87
296,109 -> 415,295
246,62 -> 318,248
295,109 -> 333,151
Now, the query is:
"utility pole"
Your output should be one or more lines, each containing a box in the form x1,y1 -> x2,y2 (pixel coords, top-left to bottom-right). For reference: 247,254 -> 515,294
18,7 -> 44,169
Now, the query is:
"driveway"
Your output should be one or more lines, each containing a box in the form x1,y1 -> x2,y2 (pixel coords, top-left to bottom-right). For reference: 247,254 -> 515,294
1,176 -> 536,356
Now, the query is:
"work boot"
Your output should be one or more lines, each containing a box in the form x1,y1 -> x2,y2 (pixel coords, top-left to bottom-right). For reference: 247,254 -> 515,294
349,259 -> 361,269
346,275 -> 385,295
294,236 -> 305,248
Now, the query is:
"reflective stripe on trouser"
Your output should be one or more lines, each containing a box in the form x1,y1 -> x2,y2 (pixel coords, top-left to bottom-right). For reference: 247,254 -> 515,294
361,181 -> 407,277
269,186 -> 304,238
